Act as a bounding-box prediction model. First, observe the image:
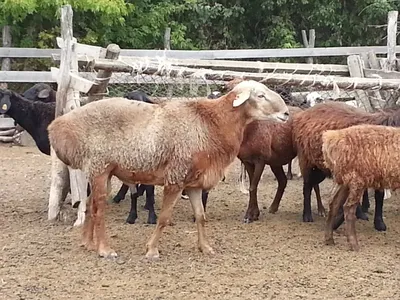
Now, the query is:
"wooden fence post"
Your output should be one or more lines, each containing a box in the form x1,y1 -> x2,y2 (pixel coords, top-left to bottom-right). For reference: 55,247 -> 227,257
164,27 -> 171,50
48,4 -> 94,226
347,55 -> 373,112
0,25 -> 11,89
87,43 -> 120,102
301,29 -> 315,64
385,11 -> 398,72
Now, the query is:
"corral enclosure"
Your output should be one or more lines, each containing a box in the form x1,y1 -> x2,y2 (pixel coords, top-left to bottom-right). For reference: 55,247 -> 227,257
2,5 -> 400,300
2,145 -> 400,299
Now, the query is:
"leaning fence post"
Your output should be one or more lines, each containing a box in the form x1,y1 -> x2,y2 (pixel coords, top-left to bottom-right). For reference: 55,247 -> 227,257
48,4 -> 95,226
87,43 -> 120,102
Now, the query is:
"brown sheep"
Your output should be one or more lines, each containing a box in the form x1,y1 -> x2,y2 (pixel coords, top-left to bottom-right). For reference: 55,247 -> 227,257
223,78 -> 305,180
237,105 -> 324,223
291,101 -> 400,229
322,124 -> 400,251
47,80 -> 289,260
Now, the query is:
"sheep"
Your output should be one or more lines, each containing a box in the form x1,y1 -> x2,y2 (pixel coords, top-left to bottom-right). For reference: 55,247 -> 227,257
0,88 -> 55,155
124,90 -> 152,102
292,100 -> 400,231
233,105 -> 324,223
207,91 -> 222,99
305,92 -> 392,226
223,78 -> 302,180
47,80 -> 290,259
22,83 -> 57,103
115,90 -> 223,224
322,124 -> 400,251
0,86 -> 90,226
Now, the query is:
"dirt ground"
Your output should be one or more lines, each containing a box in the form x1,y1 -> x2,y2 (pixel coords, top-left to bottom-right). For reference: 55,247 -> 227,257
1,144 -> 400,300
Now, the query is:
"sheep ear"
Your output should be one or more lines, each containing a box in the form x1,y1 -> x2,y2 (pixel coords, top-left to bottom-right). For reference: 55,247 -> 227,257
38,89 -> 50,98
232,90 -> 251,107
0,95 -> 11,113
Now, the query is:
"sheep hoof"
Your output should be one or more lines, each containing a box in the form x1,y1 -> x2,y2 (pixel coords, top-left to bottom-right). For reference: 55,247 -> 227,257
243,217 -> 257,223
199,244 -> 215,255
147,213 -> 157,225
318,208 -> 327,217
126,215 -> 137,224
349,243 -> 360,252
374,219 -> 387,231
325,238 -> 335,246
302,213 -> 314,222
112,196 -> 123,204
81,240 -> 96,251
145,249 -> 160,260
356,206 -> 369,221
268,205 -> 279,214
243,209 -> 260,223
98,248 -> 118,259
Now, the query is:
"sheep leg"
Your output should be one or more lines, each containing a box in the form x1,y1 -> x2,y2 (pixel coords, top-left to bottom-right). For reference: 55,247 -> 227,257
268,165 -> 287,213
126,189 -> 139,224
113,183 -> 129,203
48,150 -> 70,222
373,190 -> 386,231
145,185 -> 157,225
344,187 -> 363,251
81,193 -> 96,251
186,188 -> 215,255
303,168 -> 325,222
325,185 -> 349,245
332,190 -> 370,230
361,190 -> 370,213
192,190 -> 209,222
91,174 -> 117,259
243,161 -> 265,223
286,160 -> 293,180
145,185 -> 182,260
313,184 -> 326,217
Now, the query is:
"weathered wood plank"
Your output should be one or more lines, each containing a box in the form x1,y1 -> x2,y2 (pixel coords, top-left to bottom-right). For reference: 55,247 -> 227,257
385,11 -> 398,71
5,45 -> 400,59
0,117 -> 15,129
347,55 -> 373,111
92,56 -> 349,75
364,68 -> 400,80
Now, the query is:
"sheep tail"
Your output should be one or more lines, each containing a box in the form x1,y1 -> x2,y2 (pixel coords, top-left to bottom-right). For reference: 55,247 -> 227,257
238,162 -> 249,194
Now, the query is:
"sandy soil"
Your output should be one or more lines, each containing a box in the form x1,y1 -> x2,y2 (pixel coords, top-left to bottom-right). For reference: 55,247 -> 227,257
1,144 -> 400,300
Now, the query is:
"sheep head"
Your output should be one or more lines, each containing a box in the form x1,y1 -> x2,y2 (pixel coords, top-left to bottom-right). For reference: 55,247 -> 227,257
22,83 -> 54,102
230,80 -> 289,123
305,91 -> 323,107
0,89 -> 12,114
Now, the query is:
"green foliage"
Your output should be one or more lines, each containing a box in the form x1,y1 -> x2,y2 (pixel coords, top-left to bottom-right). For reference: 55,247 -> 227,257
1,0 -> 400,69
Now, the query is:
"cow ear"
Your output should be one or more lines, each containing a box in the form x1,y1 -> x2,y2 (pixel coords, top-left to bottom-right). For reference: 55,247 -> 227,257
38,89 -> 50,98
232,90 -> 251,107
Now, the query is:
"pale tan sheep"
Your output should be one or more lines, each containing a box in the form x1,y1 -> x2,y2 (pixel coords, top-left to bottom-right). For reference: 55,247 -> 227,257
47,80 -> 289,260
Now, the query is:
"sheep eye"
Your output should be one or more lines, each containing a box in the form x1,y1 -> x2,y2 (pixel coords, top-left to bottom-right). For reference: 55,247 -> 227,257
258,94 -> 266,99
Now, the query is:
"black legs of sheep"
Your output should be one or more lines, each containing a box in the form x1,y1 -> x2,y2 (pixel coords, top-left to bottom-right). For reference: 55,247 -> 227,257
112,184 -> 129,203
302,168 -> 327,222
302,168 -> 369,222
332,190 -> 386,232
112,183 -> 157,224
127,185 -> 157,225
